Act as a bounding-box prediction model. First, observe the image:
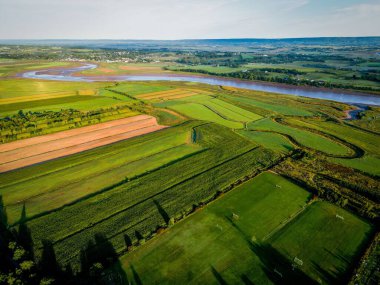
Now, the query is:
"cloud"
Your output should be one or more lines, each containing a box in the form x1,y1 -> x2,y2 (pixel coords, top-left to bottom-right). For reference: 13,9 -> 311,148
0,0 -> 378,39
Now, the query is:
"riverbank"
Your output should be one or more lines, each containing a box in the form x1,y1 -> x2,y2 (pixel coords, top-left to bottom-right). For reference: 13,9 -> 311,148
19,63 -> 380,106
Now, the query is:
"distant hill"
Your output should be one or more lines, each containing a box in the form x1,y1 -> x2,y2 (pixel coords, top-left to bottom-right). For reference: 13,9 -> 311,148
0,37 -> 379,52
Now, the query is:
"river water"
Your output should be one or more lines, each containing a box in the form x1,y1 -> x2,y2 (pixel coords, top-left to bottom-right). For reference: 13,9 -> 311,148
21,64 -> 380,106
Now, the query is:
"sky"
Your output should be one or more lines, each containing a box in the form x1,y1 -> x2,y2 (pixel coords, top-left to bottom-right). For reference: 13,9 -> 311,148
0,0 -> 379,39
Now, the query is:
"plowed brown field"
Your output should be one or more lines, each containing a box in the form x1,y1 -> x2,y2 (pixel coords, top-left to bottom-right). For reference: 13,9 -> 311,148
0,115 -> 166,173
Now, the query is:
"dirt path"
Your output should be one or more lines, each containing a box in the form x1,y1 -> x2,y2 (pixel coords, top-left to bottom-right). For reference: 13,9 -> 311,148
0,115 -> 166,173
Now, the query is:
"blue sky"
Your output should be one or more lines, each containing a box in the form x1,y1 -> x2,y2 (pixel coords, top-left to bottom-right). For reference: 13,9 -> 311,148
0,0 -> 379,39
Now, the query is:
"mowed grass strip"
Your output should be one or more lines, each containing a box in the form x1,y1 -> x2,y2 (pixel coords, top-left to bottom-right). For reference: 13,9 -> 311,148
169,103 -> 244,129
270,201 -> 374,284
119,173 -> 373,284
109,83 -> 172,97
119,172 -> 311,284
237,130 -> 294,153
204,99 -> 262,122
248,118 -> 352,156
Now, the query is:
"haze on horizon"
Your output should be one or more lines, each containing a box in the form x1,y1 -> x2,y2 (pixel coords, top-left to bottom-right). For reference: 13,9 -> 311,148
0,0 -> 380,40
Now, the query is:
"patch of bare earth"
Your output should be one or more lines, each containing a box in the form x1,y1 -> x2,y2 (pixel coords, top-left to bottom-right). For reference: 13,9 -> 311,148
0,115 -> 167,173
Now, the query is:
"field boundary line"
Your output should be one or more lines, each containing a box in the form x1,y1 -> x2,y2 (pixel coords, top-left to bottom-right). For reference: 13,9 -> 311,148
6,143 -> 192,208
263,200 -> 315,242
31,147 -> 258,243
0,124 -> 165,171
0,115 -> 153,153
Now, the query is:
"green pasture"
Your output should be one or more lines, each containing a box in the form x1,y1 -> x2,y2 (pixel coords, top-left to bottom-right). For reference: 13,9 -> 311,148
222,93 -> 313,116
248,118 -> 352,156
120,172 -> 372,284
24,124 -> 276,268
0,95 -> 127,116
109,83 -> 172,97
271,202 -> 373,284
0,126 -> 200,222
329,155 -> 380,176
0,78 -> 108,99
169,103 -> 244,128
286,118 -> 380,156
237,130 -> 294,153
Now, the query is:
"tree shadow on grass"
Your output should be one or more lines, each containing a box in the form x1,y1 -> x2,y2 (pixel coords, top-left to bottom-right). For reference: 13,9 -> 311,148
131,264 -> 143,285
153,199 -> 170,225
224,215 -> 317,285
241,274 -> 255,285
211,266 -> 228,285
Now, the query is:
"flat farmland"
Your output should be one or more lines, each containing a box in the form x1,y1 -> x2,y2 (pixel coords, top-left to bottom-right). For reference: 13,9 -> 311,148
0,122 -> 200,222
120,172 -> 373,284
0,115 -> 166,173
248,118 -> 353,156
136,88 -> 212,101
22,123 -> 278,269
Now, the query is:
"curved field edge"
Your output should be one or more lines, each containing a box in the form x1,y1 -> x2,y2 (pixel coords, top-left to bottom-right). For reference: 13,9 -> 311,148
248,118 -> 356,157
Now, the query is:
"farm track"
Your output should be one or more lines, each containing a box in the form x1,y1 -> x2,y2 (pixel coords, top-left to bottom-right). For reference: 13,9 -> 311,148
0,115 -> 167,172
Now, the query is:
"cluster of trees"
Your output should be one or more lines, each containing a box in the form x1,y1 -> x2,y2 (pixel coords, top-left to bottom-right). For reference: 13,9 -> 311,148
273,153 -> 379,221
0,196 -> 126,285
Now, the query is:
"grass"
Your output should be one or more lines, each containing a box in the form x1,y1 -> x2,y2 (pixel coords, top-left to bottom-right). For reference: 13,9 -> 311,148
270,202 -> 373,284
329,155 -> 380,176
184,97 -> 262,122
23,124 -> 278,269
109,83 -> 173,97
78,62 -> 170,76
0,125 -> 199,222
0,96 -> 96,113
0,78 -> 108,99
0,61 -> 73,77
222,93 -> 314,116
237,130 -> 294,153
169,103 -> 244,129
248,118 -> 352,156
286,118 -> 380,156
119,172 -> 373,284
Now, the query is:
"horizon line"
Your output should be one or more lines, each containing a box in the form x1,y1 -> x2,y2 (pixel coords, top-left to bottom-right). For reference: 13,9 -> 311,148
0,36 -> 380,41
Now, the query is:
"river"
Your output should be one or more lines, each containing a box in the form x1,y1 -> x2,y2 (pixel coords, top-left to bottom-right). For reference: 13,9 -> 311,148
21,63 -> 380,106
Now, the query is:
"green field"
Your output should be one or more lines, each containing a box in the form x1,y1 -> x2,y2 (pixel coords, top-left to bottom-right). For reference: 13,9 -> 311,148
18,123 -> 278,269
108,83 -> 173,97
221,93 -> 314,116
287,118 -> 380,156
248,118 -> 352,156
330,155 -> 380,176
0,126 -> 201,222
271,202 -> 373,284
0,78 -> 108,99
237,130 -> 294,153
169,103 -> 244,128
120,172 -> 373,284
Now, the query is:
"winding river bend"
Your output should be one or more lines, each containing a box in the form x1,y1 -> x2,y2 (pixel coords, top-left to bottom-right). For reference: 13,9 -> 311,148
21,64 -> 380,106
